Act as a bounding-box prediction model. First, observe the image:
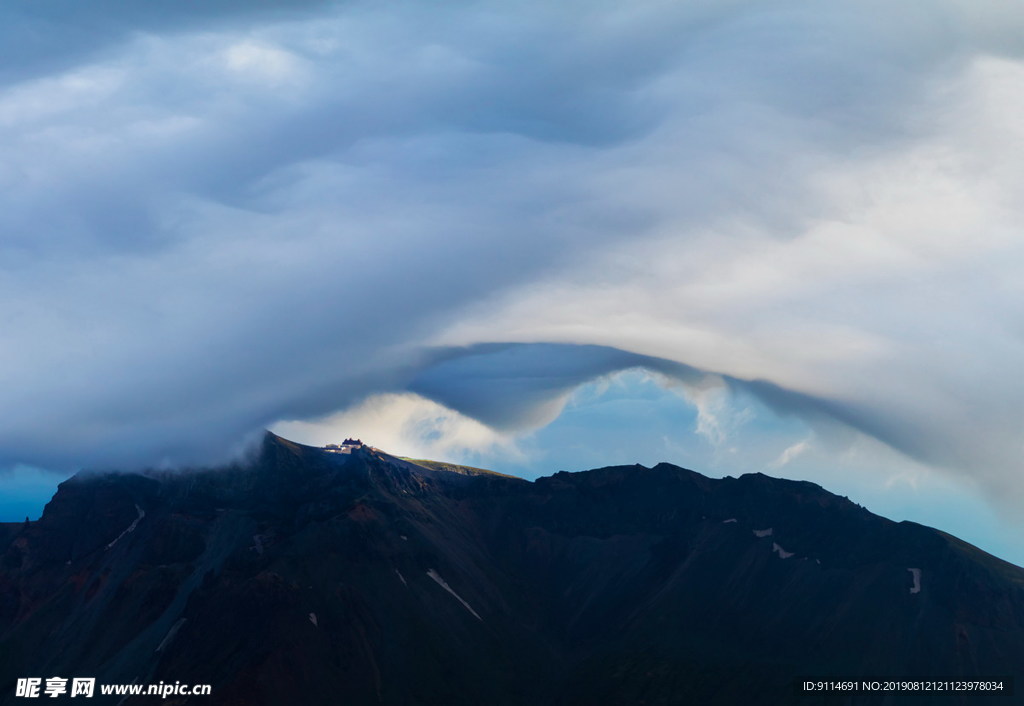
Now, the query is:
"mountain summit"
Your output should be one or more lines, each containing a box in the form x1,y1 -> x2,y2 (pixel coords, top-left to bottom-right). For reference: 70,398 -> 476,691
2,433 -> 1021,704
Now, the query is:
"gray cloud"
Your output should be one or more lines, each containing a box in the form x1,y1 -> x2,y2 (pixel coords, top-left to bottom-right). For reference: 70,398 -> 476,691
0,0 -> 334,86
406,342 -> 946,470
1,0 -> 1022,515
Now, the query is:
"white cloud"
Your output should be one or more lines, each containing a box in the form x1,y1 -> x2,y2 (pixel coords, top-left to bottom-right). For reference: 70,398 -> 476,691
222,40 -> 306,85
273,393 -> 522,464
768,440 -> 811,470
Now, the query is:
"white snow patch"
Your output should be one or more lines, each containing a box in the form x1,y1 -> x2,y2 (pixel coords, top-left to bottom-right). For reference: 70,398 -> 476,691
106,504 -> 145,549
400,535 -> 408,541
427,569 -> 482,621
772,542 -> 794,559
309,612 -> 318,627
723,518 -> 737,524
908,568 -> 922,594
155,618 -> 186,652
395,569 -> 407,586
753,528 -> 773,538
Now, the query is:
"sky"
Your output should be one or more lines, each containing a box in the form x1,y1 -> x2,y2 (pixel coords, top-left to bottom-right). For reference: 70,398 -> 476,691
1,0 -> 1022,565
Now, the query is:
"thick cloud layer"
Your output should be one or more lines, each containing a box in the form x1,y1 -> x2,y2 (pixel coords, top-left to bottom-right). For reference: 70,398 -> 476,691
2,0 -> 1023,514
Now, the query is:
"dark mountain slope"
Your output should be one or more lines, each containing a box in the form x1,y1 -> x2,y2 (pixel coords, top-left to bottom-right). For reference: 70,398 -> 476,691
400,457 -> 521,479
1,433 -> 1021,705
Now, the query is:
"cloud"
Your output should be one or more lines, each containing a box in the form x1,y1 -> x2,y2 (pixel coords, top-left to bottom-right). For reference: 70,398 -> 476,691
391,342 -> 995,491
0,0 -> 1022,521
769,439 -> 811,470
274,392 -> 521,464
0,0 -> 332,85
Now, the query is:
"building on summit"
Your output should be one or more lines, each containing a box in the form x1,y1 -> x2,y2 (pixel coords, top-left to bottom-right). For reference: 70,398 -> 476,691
324,438 -> 363,454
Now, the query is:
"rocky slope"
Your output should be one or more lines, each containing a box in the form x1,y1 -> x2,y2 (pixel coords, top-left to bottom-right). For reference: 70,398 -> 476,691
1,433 -> 1021,705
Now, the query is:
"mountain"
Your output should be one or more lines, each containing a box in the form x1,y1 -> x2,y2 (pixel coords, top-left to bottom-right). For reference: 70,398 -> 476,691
1,433 -> 1021,705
